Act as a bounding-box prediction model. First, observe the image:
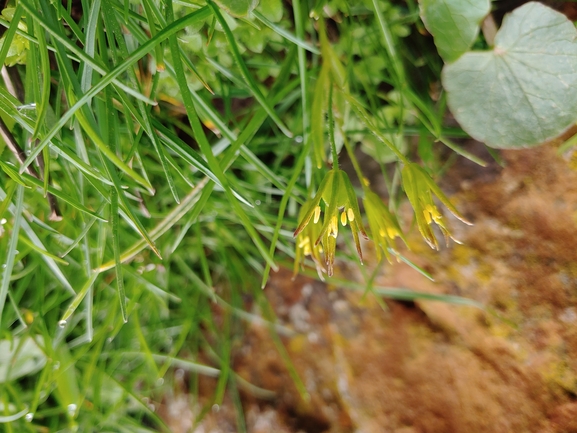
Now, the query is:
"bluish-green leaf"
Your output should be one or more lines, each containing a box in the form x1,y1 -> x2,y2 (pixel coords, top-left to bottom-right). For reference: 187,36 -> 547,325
419,0 -> 489,63
442,2 -> 577,149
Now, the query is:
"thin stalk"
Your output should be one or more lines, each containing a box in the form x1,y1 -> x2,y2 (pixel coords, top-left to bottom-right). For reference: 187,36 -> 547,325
328,84 -> 339,169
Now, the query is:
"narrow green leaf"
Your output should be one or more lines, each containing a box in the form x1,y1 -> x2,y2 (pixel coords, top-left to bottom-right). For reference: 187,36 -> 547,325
387,248 -> 435,282
0,406 -> 29,423
312,64 -> 329,168
31,16 -> 52,140
0,184 -> 24,327
110,190 -> 127,323
96,178 -> 209,272
166,0 -> 278,270
101,0 -> 179,202
252,10 -> 319,54
0,160 -> 106,220
17,234 -> 69,265
0,5 -> 24,67
208,1 -> 292,138
0,186 -> 75,294
19,0 -> 156,105
60,273 -> 99,323
212,0 -> 258,18
16,2 -> 212,175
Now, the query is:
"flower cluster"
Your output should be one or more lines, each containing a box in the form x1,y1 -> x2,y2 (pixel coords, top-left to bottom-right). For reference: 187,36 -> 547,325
293,199 -> 326,279
294,163 -> 472,279
363,190 -> 407,263
294,169 -> 367,277
401,163 -> 472,249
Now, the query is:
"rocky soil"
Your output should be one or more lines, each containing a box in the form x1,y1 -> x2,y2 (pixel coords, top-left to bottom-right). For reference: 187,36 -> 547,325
160,143 -> 577,433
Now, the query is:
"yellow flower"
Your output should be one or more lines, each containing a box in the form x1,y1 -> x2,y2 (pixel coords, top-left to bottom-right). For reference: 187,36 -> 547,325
293,200 -> 326,280
363,190 -> 407,263
402,163 -> 472,249
294,169 -> 367,276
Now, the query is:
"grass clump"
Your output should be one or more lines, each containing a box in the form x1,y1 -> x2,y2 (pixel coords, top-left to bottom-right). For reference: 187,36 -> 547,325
0,0 -> 483,429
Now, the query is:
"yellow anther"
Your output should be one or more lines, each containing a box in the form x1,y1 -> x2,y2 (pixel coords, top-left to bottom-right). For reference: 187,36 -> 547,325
313,206 -> 321,224
298,236 -> 310,249
387,227 -> 399,238
423,209 -> 432,225
347,208 -> 355,222
341,211 -> 347,226
329,215 -> 339,238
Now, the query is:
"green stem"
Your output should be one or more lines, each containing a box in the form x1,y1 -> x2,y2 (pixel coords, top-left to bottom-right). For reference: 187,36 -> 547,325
328,84 -> 339,169
340,125 -> 367,194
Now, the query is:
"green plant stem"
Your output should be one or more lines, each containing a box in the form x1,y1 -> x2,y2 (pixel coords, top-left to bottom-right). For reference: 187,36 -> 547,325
328,84 -> 339,169
340,125 -> 367,193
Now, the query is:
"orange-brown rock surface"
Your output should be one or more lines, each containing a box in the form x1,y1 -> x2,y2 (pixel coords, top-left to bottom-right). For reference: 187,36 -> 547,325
161,144 -> 577,432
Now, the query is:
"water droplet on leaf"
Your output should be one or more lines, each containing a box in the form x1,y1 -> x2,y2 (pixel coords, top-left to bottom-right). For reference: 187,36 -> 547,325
67,404 -> 77,416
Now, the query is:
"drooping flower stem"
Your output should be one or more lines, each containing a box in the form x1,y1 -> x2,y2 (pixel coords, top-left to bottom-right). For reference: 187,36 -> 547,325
328,83 -> 339,169
340,125 -> 368,193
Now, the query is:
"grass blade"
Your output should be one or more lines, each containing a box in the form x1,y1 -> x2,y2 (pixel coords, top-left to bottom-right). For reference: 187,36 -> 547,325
96,178 -> 209,272
0,184 -> 24,328
17,2 -> 212,175
60,272 -> 99,323
165,0 -> 278,271
208,1 -> 292,138
253,10 -> 319,54
110,189 -> 127,322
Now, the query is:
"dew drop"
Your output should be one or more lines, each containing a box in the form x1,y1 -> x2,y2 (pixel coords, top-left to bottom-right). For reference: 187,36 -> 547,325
58,320 -> 67,328
52,361 -> 60,370
24,413 -> 33,422
255,200 -> 261,206
212,404 -> 220,413
67,404 -> 77,416
147,403 -> 156,412
1,264 -> 6,269
295,135 -> 304,143
156,377 -> 164,386
174,368 -> 185,381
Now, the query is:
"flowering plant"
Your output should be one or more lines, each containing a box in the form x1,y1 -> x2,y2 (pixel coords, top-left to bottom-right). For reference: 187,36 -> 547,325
363,190 -> 407,263
294,169 -> 367,276
402,163 -> 472,249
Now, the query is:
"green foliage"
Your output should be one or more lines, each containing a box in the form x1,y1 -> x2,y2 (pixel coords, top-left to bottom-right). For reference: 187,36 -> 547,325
419,0 -> 489,62
0,0 -> 526,429
212,0 -> 258,18
422,0 -> 577,149
442,2 -> 577,148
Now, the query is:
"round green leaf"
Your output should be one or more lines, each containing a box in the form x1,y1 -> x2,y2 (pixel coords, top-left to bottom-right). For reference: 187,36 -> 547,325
442,2 -> 577,149
256,0 -> 282,22
213,0 -> 259,17
419,0 -> 490,63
